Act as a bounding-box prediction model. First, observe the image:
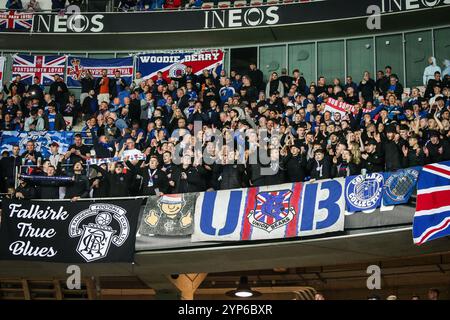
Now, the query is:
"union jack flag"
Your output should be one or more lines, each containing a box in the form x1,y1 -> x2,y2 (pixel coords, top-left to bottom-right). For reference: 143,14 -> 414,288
12,54 -> 67,85
0,11 -> 33,31
413,161 -> 450,245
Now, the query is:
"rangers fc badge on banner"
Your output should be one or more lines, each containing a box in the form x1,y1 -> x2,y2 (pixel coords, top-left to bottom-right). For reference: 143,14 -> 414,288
345,173 -> 384,212
247,190 -> 296,232
68,204 -> 130,262
383,168 -> 420,206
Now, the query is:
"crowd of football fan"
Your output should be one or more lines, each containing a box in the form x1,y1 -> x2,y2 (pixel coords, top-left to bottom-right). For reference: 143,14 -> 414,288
0,57 -> 449,200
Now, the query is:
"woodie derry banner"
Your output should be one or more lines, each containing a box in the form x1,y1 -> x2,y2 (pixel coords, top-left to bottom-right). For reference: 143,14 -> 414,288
137,50 -> 223,82
192,179 -> 345,242
0,199 -> 142,263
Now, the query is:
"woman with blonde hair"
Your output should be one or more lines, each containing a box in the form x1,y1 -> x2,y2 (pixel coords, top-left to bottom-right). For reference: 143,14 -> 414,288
349,141 -> 362,165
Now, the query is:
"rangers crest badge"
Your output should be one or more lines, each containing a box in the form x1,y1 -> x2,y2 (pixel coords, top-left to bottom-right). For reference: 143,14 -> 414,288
247,190 -> 296,232
68,204 -> 130,262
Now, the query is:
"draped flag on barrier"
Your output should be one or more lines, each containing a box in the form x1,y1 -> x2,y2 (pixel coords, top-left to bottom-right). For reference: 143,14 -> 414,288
345,173 -> 384,212
87,153 -> 146,166
66,56 -> 134,87
137,50 -> 224,82
0,131 -> 75,159
0,199 -> 142,262
12,54 -> 67,85
138,193 -> 197,236
382,167 -> 420,206
192,179 -> 345,242
413,161 -> 450,245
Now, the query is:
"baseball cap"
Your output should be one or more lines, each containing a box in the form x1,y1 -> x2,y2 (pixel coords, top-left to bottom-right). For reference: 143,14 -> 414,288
50,142 -> 59,147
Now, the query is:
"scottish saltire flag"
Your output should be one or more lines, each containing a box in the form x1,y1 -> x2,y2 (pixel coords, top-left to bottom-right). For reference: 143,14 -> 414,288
413,161 -> 450,245
0,131 -> 75,159
137,50 -> 223,82
0,11 -> 33,31
12,54 -> 67,85
345,173 -> 384,212
66,56 -> 134,87
192,179 -> 345,242
382,168 -> 420,206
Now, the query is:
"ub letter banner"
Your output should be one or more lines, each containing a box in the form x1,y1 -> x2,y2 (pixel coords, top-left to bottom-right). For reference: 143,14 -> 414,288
12,54 -> 67,85
192,179 -> 345,242
138,193 -> 197,236
0,199 -> 142,263
413,161 -> 450,245
66,56 -> 134,87
137,50 -> 224,81
382,167 -> 420,206
345,173 -> 384,212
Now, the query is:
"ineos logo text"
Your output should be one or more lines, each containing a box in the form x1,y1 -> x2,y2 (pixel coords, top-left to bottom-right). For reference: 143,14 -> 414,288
204,6 -> 279,29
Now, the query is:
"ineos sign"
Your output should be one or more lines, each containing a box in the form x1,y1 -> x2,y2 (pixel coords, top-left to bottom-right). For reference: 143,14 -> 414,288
33,14 -> 104,33
204,6 -> 279,29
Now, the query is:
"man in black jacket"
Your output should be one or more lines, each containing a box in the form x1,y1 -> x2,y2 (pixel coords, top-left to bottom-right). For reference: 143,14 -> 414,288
128,156 -> 169,196
361,139 -> 385,173
49,74 -> 69,108
424,131 -> 450,164
173,155 -> 206,193
282,140 -> 307,183
93,161 -> 136,197
14,178 -> 36,200
65,161 -> 90,201
247,62 -> 264,92
383,128 -> 402,171
0,145 -> 21,192
35,165 -> 65,199
307,149 -> 332,181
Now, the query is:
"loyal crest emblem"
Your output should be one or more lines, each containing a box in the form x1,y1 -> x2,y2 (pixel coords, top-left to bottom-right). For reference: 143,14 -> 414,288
384,169 -> 419,202
68,204 -> 130,262
247,190 -> 296,232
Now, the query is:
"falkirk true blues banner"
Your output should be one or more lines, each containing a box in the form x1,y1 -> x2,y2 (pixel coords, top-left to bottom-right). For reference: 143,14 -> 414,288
137,50 -> 223,82
66,56 -> 134,87
192,179 -> 345,242
382,167 -> 420,206
138,193 -> 197,236
0,199 -> 142,262
413,161 -> 450,245
12,54 -> 67,85
0,131 -> 75,159
345,173 -> 384,212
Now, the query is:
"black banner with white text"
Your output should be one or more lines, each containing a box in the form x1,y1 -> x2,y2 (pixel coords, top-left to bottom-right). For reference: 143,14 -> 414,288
0,199 -> 142,263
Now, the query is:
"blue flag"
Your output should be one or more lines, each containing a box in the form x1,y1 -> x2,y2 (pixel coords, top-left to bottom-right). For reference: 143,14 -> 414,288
66,56 -> 134,87
0,131 -> 75,159
345,173 -> 384,212
382,167 -> 421,206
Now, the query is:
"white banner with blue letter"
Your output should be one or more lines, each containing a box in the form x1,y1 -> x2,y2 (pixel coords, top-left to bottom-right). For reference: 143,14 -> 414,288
192,179 -> 345,242
382,167 -> 420,206
345,173 -> 384,212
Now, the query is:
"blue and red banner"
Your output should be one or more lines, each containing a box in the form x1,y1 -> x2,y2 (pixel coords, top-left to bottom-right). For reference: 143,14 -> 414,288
413,161 -> 450,245
137,50 -> 223,82
192,179 -> 345,242
0,11 -> 33,31
66,56 -> 134,87
12,54 -> 67,85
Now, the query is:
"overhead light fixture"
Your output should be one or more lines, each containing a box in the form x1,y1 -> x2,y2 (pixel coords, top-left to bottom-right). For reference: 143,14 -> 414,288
226,276 -> 261,298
